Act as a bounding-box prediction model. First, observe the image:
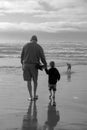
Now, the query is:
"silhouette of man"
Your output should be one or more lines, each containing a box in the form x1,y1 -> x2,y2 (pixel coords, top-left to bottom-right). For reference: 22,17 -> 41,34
21,35 -> 47,100
22,101 -> 38,130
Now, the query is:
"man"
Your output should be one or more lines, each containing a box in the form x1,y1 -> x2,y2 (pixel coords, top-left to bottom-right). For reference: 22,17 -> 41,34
21,35 -> 47,101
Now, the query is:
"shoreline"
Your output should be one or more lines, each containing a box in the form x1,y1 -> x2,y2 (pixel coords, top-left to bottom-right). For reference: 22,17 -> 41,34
0,64 -> 87,130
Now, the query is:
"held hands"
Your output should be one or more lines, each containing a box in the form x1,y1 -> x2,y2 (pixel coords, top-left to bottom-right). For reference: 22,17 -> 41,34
35,64 -> 45,71
22,63 -> 47,71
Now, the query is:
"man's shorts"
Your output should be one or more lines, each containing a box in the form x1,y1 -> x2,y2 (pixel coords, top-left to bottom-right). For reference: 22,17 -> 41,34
48,84 -> 56,91
23,64 -> 38,82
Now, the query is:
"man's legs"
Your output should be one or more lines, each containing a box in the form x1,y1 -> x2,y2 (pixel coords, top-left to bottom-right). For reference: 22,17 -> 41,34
32,68 -> 38,99
33,80 -> 38,99
27,81 -> 33,99
27,80 -> 38,100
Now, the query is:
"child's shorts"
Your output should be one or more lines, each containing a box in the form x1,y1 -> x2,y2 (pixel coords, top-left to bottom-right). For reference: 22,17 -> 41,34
48,84 -> 56,91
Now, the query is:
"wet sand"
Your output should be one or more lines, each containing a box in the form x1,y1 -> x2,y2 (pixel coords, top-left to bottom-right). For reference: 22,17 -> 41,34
0,65 -> 87,130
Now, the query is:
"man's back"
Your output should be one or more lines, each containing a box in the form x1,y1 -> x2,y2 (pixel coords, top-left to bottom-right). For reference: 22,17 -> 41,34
21,40 -> 47,67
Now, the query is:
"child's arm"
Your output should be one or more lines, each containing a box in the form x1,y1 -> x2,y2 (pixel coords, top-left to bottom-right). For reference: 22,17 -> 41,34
57,70 -> 60,81
45,68 -> 49,74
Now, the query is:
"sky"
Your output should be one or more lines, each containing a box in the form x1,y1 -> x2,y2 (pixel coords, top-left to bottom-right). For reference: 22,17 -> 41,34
0,0 -> 87,43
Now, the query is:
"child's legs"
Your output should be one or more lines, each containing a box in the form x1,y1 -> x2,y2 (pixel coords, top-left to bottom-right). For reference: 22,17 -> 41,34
53,84 -> 56,98
53,90 -> 55,99
49,84 -> 52,96
49,90 -> 52,96
49,87 -> 52,100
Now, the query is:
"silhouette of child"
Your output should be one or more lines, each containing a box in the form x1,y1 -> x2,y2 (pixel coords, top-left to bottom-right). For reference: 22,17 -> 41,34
43,101 -> 60,130
45,61 -> 60,100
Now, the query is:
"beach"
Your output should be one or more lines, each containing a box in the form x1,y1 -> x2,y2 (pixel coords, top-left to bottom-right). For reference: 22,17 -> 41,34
0,62 -> 87,130
0,0 -> 87,129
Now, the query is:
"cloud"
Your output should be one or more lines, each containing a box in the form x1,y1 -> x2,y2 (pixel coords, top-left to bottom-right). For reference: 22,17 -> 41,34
36,0 -> 87,32
0,0 -> 87,16
41,0 -> 87,9
0,0 -> 87,32
37,0 -> 87,18
0,21 -> 87,33
0,0 -> 44,14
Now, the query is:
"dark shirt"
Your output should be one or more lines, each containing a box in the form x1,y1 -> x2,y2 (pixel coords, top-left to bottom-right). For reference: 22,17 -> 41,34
21,41 -> 47,68
45,68 -> 60,84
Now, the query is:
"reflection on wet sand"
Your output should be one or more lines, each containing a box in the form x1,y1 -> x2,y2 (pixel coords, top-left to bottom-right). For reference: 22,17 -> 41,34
67,71 -> 71,82
21,98 -> 60,130
22,101 -> 38,130
43,99 -> 60,130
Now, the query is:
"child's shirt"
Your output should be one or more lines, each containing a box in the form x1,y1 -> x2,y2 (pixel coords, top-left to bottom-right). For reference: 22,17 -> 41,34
45,68 -> 60,84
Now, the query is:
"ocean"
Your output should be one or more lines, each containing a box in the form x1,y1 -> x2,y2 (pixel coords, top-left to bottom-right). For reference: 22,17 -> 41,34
0,41 -> 87,70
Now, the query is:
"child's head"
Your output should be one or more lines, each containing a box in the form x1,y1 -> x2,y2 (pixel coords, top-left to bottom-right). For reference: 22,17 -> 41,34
50,61 -> 55,68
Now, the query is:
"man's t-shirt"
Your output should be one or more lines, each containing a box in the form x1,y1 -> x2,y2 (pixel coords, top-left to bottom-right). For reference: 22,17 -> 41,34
21,41 -> 47,67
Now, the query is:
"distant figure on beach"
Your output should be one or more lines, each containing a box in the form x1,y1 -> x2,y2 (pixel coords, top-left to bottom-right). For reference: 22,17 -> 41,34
21,35 -> 47,101
43,101 -> 60,130
22,101 -> 38,130
66,63 -> 71,81
45,61 -> 60,100
67,63 -> 71,72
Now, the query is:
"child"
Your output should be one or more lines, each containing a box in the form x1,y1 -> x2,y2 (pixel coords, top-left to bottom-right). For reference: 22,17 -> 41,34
45,61 -> 60,100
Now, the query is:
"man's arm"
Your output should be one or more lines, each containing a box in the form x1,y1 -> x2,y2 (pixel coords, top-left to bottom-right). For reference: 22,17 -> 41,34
21,47 -> 24,64
39,47 -> 47,68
